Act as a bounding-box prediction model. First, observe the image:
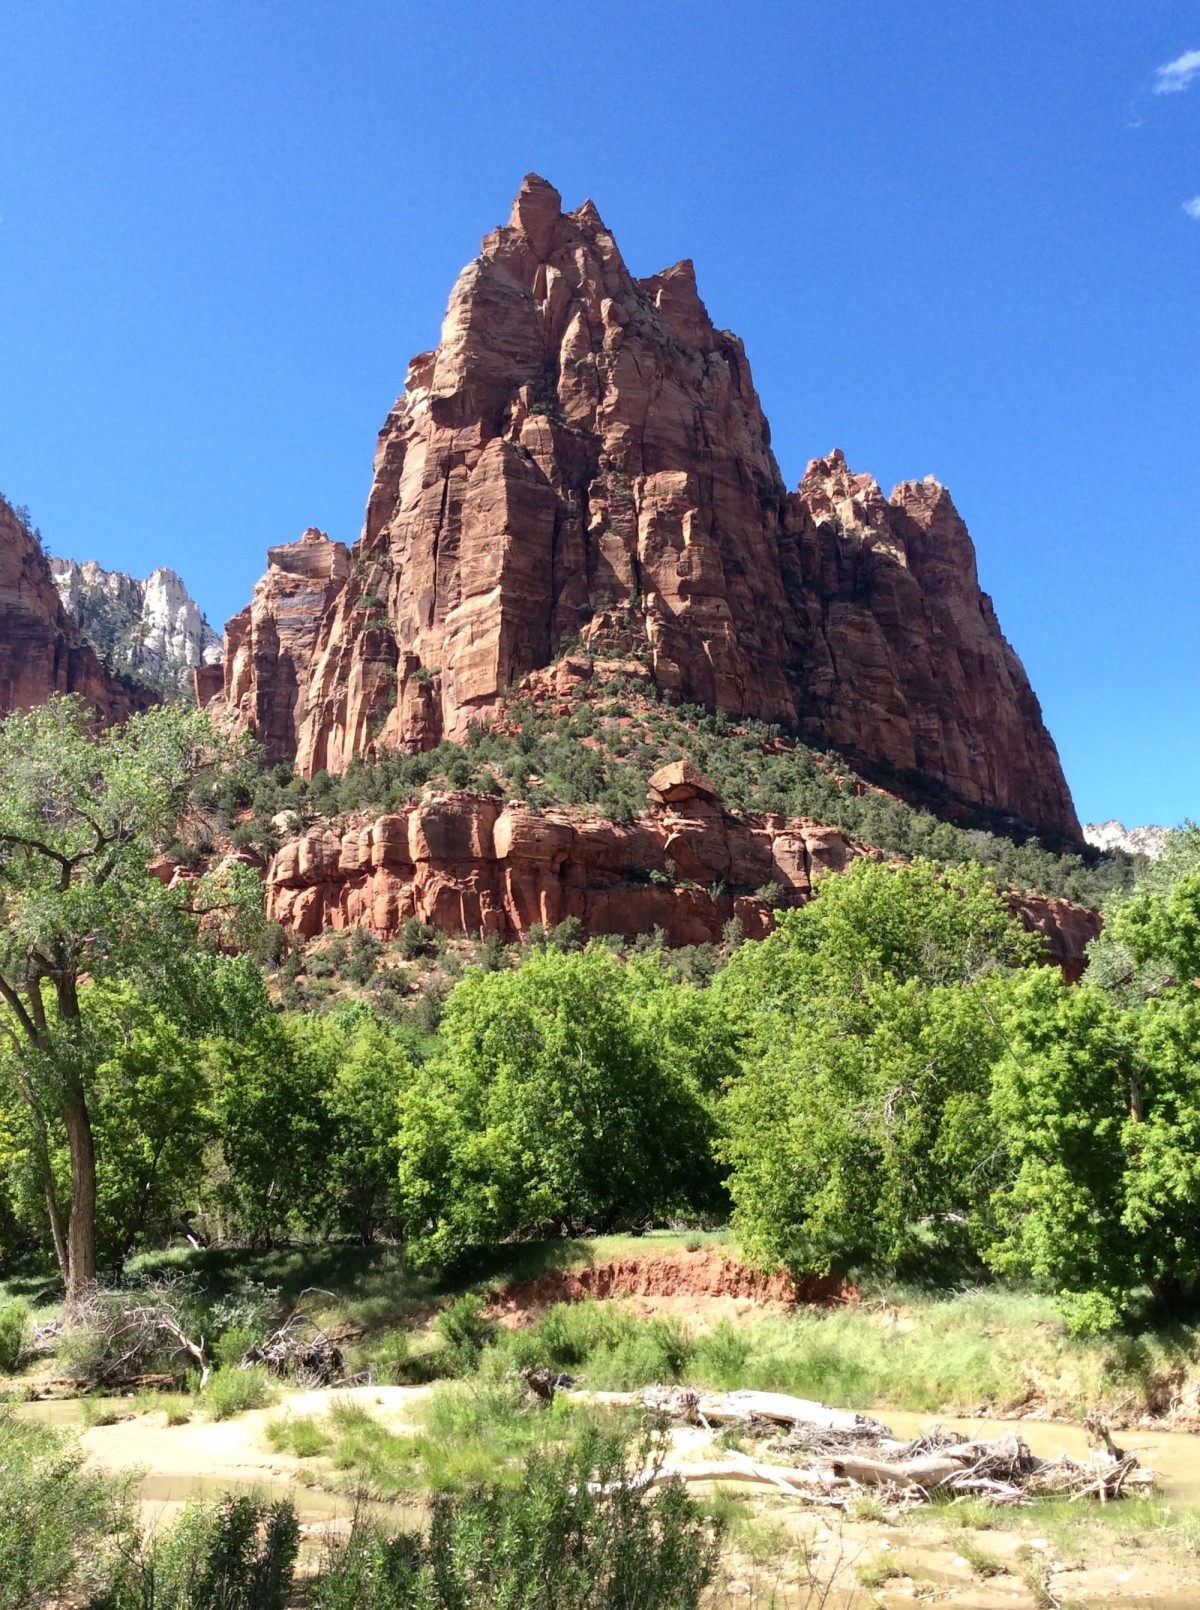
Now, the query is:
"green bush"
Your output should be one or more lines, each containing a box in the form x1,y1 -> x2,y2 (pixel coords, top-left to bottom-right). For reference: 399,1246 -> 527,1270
0,1413 -> 132,1610
498,1303 -> 695,1389
434,1294 -> 493,1374
311,1428 -> 717,1610
0,1301 -> 29,1373
202,1367 -> 276,1420
102,1495 -> 298,1610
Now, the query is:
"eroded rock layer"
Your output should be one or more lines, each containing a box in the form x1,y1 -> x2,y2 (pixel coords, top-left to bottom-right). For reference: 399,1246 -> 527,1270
264,788 -> 1098,980
0,499 -> 155,722
211,176 -> 1079,841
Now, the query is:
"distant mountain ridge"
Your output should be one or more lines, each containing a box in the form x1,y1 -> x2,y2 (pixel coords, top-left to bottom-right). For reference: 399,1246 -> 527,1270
49,557 -> 221,697
0,497 -> 156,721
1083,820 -> 1170,860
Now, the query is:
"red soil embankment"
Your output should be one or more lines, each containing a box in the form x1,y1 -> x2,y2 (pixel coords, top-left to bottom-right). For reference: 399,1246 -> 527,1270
488,1248 -> 857,1328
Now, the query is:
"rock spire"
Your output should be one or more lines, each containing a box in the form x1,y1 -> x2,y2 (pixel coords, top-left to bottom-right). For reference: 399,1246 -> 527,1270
207,176 -> 1080,840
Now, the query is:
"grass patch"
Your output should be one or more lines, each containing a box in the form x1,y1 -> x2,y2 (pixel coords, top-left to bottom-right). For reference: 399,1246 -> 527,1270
202,1366 -> 276,1420
265,1412 -> 330,1458
115,1239 -> 1200,1422
955,1537 -> 1005,1577
319,1358 -> 640,1496
80,1396 -> 129,1427
496,1302 -> 697,1389
132,1388 -> 194,1424
855,1549 -> 903,1588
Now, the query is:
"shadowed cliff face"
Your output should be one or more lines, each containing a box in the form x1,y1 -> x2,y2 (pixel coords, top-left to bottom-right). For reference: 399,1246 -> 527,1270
211,175 -> 1080,842
0,499 -> 156,723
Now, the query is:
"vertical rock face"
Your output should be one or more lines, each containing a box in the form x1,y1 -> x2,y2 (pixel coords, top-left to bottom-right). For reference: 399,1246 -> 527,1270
50,557 -> 221,695
215,176 -> 1080,841
218,529 -> 350,763
0,499 -> 155,721
781,454 -> 1080,839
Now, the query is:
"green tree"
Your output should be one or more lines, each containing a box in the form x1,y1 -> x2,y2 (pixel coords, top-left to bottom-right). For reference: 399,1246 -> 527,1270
0,696 -> 253,1306
395,947 -> 723,1264
988,896 -> 1200,1329
209,1007 -> 339,1244
715,860 -> 1037,1275
324,1009 -> 414,1242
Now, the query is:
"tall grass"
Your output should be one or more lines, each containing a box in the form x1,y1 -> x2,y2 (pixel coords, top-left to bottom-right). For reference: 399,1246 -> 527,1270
489,1288 -> 1200,1418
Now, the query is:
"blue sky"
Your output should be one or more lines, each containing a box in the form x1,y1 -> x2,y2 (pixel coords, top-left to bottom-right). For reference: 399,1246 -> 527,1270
1,1 -> 1197,829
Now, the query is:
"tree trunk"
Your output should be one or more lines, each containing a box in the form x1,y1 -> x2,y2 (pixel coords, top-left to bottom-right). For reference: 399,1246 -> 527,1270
61,1083 -> 97,1313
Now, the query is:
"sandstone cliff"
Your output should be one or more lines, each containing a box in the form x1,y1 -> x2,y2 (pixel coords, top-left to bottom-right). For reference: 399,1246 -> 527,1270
0,498 -> 156,722
51,556 -> 221,696
211,176 -> 1080,842
218,529 -> 350,762
263,768 -> 1098,980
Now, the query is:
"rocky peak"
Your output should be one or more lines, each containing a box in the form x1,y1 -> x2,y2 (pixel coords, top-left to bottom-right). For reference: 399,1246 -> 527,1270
1083,821 -> 1169,860
208,528 -> 350,763
0,499 -> 156,721
50,555 -> 221,696
213,177 -> 1081,842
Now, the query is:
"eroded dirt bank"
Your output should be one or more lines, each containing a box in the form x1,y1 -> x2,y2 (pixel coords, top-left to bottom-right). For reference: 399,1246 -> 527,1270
486,1247 -> 857,1326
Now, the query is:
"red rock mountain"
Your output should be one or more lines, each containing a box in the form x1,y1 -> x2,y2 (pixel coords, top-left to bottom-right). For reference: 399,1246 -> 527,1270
208,176 -> 1080,842
0,497 -> 154,722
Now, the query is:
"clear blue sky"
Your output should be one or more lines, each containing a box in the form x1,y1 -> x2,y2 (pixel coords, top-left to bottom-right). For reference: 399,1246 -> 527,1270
2,1 -> 1197,829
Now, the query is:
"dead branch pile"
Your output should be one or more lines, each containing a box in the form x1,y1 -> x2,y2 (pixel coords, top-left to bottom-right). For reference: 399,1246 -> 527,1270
63,1280 -> 209,1389
631,1388 -> 1154,1508
240,1302 -> 344,1386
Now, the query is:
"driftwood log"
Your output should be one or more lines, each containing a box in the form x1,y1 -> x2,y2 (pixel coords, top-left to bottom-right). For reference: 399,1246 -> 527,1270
578,1388 -> 1157,1508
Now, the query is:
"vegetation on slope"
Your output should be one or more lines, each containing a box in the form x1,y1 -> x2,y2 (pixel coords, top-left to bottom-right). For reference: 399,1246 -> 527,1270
190,669 -> 1139,907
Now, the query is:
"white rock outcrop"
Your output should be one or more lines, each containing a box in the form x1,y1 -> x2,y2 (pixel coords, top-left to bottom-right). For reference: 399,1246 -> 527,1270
50,557 -> 221,695
1083,820 -> 1170,860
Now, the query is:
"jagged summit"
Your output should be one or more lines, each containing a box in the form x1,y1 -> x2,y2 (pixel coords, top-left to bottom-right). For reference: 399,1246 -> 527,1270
1083,821 -> 1169,860
50,557 -> 221,696
204,177 -> 1081,841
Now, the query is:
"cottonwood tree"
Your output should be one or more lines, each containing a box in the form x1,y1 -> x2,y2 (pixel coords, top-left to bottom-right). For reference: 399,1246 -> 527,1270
0,696 -> 255,1309
715,860 -> 1039,1275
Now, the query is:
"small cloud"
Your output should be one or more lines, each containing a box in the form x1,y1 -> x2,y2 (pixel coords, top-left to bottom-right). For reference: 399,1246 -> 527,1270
1154,48 -> 1200,94
1184,196 -> 1200,220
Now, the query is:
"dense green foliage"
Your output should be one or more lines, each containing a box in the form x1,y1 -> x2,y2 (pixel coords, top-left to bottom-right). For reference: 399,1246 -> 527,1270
396,948 -> 731,1264
983,833 -> 1200,1329
2,1415 -> 714,1610
0,1413 -> 132,1610
312,1429 -> 716,1610
716,862 -> 1036,1274
0,697 -> 260,1302
0,696 -> 1195,1346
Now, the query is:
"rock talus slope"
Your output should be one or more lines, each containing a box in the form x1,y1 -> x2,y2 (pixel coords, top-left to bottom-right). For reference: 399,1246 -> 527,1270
0,499 -> 156,721
210,175 -> 1079,842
